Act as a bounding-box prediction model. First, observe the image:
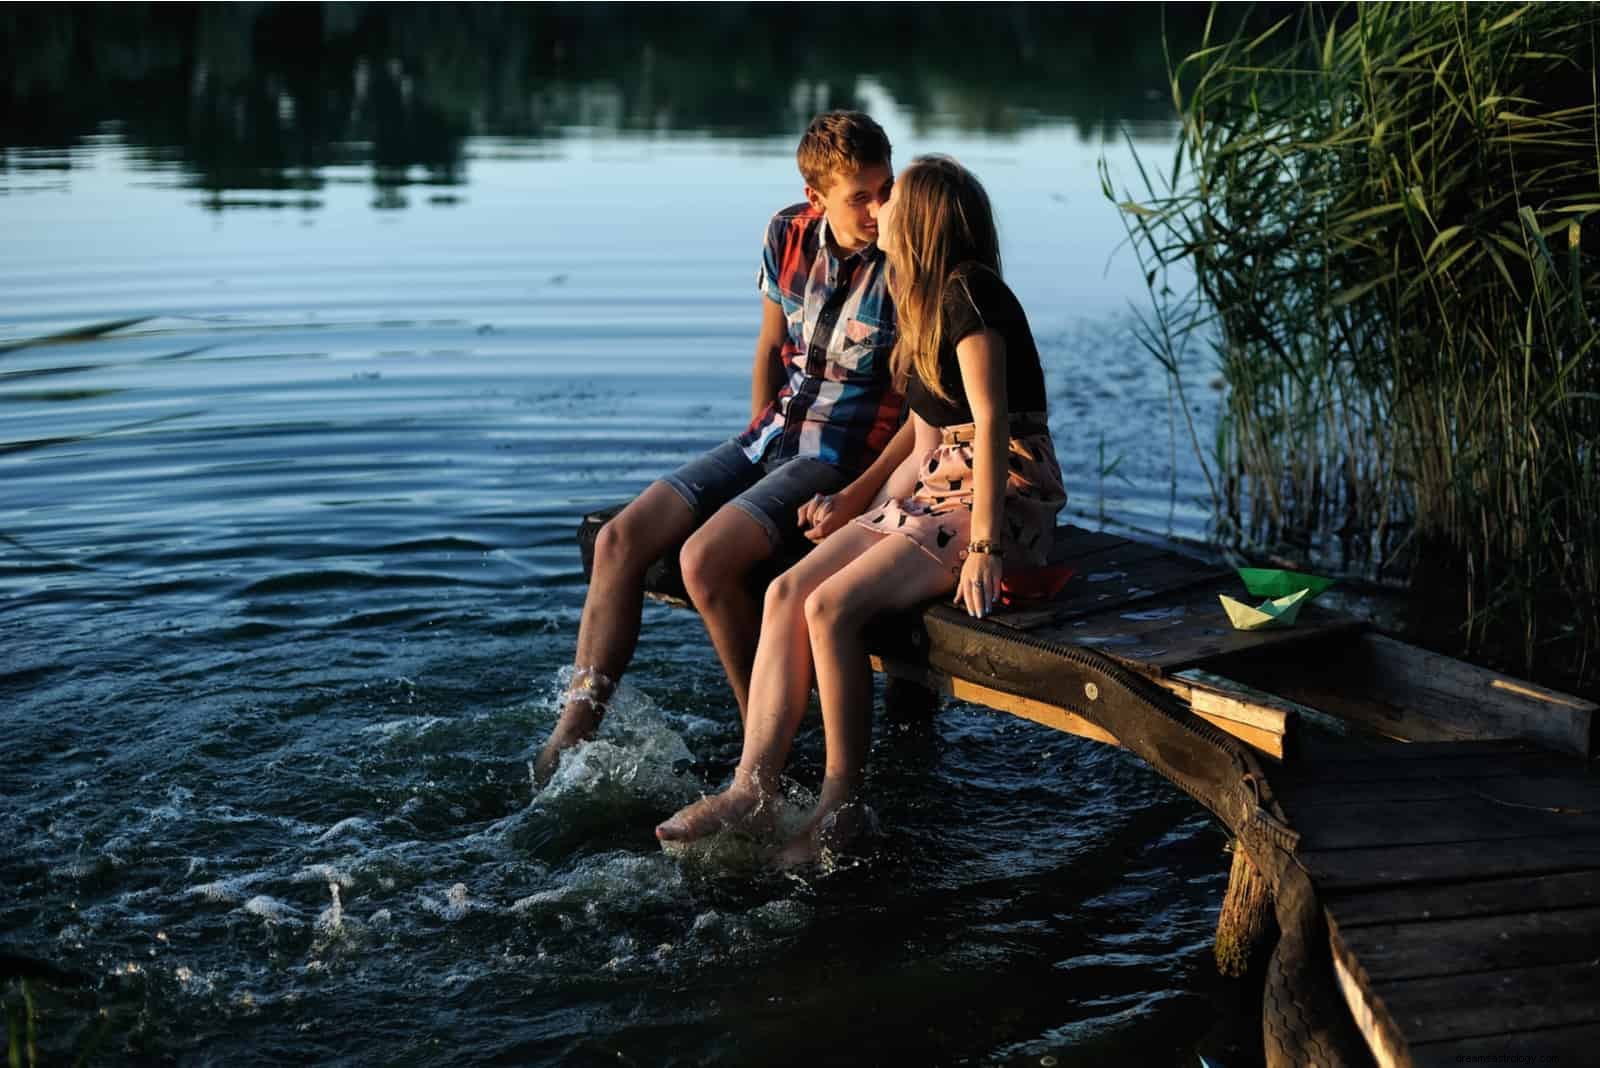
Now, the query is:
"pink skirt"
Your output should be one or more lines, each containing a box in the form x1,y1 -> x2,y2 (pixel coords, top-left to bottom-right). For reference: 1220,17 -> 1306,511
852,415 -> 1066,575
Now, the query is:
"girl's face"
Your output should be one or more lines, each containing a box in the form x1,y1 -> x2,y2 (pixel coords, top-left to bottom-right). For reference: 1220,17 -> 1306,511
877,177 -> 902,260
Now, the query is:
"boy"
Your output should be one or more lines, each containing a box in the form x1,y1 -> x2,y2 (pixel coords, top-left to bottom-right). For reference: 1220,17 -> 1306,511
535,110 -> 912,783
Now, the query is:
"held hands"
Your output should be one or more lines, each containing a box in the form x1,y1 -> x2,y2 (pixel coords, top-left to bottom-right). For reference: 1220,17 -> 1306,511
955,545 -> 1004,618
797,484 -> 866,543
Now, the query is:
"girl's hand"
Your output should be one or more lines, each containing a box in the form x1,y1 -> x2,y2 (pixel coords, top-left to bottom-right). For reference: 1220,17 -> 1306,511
797,484 -> 868,543
954,548 -> 1004,618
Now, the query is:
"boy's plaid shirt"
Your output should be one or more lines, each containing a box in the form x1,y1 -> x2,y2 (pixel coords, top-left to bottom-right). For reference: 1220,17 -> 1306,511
737,203 -> 902,474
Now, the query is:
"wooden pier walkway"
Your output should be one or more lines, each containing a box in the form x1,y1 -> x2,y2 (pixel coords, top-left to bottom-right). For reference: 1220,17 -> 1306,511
578,511 -> 1600,1067
1274,737 -> 1600,1066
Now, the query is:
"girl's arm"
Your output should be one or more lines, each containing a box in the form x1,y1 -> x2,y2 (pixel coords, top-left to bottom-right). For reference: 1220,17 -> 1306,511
954,328 -> 1009,617
798,416 -> 917,543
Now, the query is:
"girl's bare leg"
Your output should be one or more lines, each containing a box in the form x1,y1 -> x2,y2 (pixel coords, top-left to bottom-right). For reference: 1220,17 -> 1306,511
776,536 -> 955,867
655,524 -> 887,843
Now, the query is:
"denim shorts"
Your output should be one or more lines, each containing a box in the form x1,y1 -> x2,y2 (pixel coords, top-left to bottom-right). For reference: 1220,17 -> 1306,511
659,440 -> 849,547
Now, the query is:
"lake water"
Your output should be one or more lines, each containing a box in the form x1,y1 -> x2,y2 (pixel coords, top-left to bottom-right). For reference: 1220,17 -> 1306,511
1,8 -> 1260,1065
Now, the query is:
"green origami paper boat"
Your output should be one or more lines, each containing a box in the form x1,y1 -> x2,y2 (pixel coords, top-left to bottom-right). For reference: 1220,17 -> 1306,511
1219,568 -> 1335,631
1235,567 -> 1337,600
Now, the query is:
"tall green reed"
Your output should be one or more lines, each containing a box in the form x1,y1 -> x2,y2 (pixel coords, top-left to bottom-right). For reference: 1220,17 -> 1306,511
1110,2 -> 1599,682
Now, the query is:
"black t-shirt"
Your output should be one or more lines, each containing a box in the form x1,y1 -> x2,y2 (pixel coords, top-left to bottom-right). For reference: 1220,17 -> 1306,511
904,265 -> 1048,427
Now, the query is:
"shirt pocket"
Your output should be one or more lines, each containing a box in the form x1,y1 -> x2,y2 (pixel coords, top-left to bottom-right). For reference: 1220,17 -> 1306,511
831,313 -> 894,378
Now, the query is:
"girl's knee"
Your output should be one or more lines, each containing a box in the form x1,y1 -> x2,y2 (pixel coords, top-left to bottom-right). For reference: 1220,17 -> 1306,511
803,580 -> 858,630
765,569 -> 805,614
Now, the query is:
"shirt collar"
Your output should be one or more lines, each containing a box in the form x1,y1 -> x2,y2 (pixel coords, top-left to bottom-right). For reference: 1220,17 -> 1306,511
818,216 -> 882,286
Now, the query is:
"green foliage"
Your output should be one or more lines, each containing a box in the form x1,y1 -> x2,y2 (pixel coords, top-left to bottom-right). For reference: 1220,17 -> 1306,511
1112,2 -> 1600,680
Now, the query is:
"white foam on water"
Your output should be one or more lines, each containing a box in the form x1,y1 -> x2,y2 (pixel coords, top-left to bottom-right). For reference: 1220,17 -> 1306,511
509,851 -> 684,918
186,871 -> 271,903
292,863 -> 354,889
241,895 -> 303,926
419,882 -> 473,921
358,715 -> 447,739
314,883 -> 344,935
531,677 -> 703,810
314,816 -> 376,844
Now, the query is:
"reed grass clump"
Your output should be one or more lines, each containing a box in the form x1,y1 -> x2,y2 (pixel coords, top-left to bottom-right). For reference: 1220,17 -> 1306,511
1113,3 -> 1600,682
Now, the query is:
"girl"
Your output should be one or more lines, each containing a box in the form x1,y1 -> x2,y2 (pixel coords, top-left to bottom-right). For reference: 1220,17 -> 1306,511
656,155 -> 1066,866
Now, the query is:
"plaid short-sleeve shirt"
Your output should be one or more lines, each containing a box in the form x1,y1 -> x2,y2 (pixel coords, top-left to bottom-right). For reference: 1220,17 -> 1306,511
737,203 -> 902,474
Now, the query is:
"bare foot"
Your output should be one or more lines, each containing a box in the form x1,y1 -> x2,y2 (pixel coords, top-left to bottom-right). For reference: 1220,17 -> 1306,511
773,797 -> 874,869
655,782 -> 772,844
533,706 -> 603,786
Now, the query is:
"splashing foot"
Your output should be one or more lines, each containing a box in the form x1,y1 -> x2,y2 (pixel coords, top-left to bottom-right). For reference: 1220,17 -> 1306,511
655,782 -> 772,844
773,796 -> 874,870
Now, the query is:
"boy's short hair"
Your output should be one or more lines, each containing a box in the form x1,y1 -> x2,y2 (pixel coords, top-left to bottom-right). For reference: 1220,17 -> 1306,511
796,111 -> 891,193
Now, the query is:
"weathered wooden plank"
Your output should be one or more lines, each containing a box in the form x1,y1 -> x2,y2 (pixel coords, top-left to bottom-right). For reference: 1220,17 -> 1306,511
871,656 -> 1121,748
870,655 -> 1289,758
1367,959 -> 1600,1045
1285,797 -> 1600,850
1332,905 -> 1600,983
1162,672 -> 1294,755
1028,580 -> 1364,675
996,549 -> 1225,630
1301,833 -> 1600,890
1139,606 -> 1368,673
1044,527 -> 1133,562
1212,631 -> 1596,757
1410,1020 -> 1600,1064
1277,769 -> 1600,810
1274,751 -> 1575,788
1302,739 -> 1537,762
1327,871 -> 1600,928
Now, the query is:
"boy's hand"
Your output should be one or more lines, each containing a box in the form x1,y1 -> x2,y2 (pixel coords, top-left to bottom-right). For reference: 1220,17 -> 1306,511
797,484 -> 867,543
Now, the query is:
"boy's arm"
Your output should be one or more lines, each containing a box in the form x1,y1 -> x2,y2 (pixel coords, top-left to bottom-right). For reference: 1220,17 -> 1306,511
751,297 -> 788,422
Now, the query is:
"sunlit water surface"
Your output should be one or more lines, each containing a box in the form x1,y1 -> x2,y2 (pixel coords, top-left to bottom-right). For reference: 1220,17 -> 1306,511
1,90 -> 1253,1065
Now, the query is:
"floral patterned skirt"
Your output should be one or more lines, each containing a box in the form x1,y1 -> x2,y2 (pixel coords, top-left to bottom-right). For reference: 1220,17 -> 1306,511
852,415 -> 1066,575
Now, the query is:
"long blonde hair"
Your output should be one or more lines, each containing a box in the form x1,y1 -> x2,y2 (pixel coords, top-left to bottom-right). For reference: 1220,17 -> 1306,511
882,155 -> 1002,403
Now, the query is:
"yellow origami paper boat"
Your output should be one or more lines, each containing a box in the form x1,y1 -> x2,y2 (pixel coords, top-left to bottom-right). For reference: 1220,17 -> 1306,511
1218,587 -> 1313,630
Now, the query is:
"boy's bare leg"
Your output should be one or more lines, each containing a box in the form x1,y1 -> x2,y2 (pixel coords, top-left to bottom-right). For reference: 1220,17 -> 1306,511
678,505 -> 784,723
534,482 -> 698,783
774,536 -> 954,867
656,525 -> 882,842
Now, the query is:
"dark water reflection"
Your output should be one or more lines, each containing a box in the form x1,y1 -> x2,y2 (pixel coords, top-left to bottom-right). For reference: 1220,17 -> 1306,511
2,4 -> 1213,203
0,6 -> 1267,1067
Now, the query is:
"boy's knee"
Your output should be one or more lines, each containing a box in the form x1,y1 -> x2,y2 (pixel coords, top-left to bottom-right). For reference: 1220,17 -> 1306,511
681,512 -> 771,598
592,518 -> 640,574
680,529 -> 739,600
595,508 -> 668,576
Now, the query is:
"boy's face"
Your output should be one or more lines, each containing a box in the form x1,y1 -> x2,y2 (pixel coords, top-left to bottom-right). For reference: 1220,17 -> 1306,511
804,162 -> 894,254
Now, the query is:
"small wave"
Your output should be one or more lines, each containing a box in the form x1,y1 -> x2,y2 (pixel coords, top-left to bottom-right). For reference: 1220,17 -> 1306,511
241,895 -> 303,926
292,863 -> 354,889
509,851 -> 682,917
357,716 -> 445,740
313,816 -> 376,844
186,872 -> 270,903
419,882 -> 474,921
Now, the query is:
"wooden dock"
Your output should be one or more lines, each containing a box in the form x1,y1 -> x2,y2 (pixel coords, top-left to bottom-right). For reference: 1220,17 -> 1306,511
578,511 -> 1600,1067
1275,737 -> 1600,1066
